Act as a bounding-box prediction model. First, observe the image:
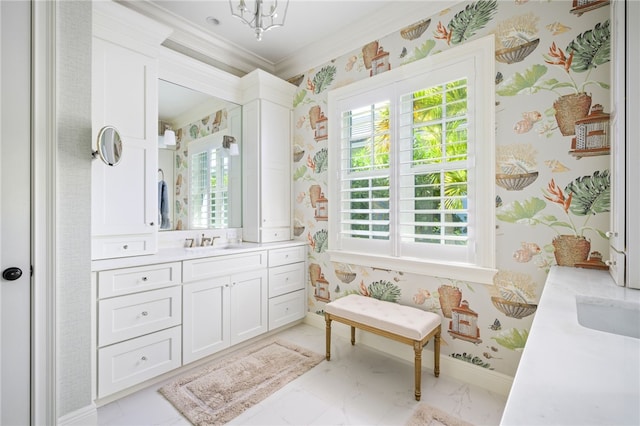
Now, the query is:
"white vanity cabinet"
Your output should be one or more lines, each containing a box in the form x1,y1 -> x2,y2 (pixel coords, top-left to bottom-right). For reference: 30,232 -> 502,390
241,70 -> 297,243
91,1 -> 171,260
93,243 -> 306,401
268,246 -> 307,330
182,251 -> 268,363
95,262 -> 182,398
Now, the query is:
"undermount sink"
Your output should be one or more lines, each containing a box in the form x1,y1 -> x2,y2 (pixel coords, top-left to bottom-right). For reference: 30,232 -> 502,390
576,295 -> 640,339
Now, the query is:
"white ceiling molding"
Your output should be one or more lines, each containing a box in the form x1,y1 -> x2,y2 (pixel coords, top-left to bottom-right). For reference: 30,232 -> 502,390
116,1 -> 453,80
116,0 -> 276,75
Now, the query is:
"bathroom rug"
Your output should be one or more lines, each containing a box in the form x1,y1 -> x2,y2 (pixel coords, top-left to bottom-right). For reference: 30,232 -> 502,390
159,338 -> 324,425
406,403 -> 474,426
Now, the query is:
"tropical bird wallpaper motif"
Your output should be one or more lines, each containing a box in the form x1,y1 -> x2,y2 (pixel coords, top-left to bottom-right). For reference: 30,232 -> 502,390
289,0 -> 611,377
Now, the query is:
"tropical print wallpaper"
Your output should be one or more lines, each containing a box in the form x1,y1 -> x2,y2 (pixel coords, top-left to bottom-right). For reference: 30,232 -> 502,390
171,108 -> 229,230
288,0 -> 611,377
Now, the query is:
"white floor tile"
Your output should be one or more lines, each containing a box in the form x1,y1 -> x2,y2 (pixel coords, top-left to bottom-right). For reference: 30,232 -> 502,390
97,323 -> 506,426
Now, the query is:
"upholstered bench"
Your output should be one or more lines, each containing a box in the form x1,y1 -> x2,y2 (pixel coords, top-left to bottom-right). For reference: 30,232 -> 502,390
324,294 -> 441,401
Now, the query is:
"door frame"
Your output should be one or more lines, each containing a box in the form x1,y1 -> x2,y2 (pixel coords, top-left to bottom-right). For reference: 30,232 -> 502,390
32,1 -> 57,424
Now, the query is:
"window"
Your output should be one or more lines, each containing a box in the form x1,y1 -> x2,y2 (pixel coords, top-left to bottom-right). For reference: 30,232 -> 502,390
328,36 -> 496,283
189,134 -> 230,229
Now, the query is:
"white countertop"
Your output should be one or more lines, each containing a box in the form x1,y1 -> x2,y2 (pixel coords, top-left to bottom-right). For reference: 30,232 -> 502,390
500,266 -> 640,425
91,240 -> 307,271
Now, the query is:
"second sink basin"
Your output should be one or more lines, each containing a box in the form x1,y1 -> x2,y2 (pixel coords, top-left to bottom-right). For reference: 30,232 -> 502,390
576,295 -> 640,339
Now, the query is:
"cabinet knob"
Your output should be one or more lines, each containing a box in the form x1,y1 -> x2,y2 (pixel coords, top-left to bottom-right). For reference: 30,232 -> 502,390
141,356 -> 147,361
141,276 -> 148,281
141,311 -> 148,316
123,244 -> 128,250
149,222 -> 155,226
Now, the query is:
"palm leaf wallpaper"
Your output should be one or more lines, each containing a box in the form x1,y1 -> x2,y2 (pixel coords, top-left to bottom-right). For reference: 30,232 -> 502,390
290,0 -> 611,377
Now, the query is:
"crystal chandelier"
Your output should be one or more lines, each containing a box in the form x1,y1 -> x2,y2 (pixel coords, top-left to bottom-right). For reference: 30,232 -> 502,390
229,0 -> 289,41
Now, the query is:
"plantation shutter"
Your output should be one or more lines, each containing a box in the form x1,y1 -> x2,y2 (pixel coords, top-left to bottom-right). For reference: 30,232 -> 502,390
328,36 -> 495,275
190,146 -> 230,229
338,91 -> 392,254
398,77 -> 471,260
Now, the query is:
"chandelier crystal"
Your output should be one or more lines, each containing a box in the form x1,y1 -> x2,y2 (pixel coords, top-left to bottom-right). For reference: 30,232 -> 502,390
229,0 -> 289,41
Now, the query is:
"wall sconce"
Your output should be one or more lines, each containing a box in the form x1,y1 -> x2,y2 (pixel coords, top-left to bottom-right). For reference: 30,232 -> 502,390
158,121 -> 176,147
223,135 -> 240,156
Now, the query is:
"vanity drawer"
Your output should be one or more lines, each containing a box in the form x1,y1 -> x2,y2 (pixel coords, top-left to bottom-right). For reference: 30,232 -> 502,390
92,234 -> 157,260
268,245 -> 306,267
98,262 -> 182,299
98,286 -> 182,347
261,228 -> 291,243
98,326 -> 181,398
182,251 -> 267,282
268,262 -> 305,298
268,289 -> 306,330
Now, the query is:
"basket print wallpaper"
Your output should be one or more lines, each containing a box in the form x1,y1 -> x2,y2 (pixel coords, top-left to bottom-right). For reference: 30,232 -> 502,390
289,0 -> 611,377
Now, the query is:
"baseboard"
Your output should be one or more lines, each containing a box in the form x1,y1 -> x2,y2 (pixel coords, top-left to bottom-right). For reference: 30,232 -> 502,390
57,403 -> 98,426
304,313 -> 513,397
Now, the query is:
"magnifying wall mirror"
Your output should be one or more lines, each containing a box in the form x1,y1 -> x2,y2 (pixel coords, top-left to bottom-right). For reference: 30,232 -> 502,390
94,125 -> 123,166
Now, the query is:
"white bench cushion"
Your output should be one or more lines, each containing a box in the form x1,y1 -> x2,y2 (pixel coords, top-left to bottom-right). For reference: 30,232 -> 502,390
325,294 -> 440,341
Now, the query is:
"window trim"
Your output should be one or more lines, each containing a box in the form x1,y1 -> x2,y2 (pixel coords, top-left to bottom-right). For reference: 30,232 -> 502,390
327,35 -> 496,284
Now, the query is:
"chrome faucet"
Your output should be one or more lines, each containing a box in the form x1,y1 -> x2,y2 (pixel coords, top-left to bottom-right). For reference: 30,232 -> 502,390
185,238 -> 195,248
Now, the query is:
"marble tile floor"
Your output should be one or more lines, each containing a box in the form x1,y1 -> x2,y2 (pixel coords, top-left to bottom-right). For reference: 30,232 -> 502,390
97,323 -> 507,426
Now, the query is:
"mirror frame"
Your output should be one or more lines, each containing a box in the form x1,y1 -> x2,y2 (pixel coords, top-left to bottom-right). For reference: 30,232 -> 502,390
94,125 -> 123,166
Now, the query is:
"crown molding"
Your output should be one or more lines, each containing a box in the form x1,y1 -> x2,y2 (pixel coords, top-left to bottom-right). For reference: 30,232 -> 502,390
116,1 -> 452,80
274,1 -> 451,79
115,0 -> 275,75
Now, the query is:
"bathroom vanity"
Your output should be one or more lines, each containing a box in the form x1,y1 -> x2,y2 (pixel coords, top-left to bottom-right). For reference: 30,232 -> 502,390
91,241 -> 307,400
89,1 -> 302,404
500,266 -> 640,425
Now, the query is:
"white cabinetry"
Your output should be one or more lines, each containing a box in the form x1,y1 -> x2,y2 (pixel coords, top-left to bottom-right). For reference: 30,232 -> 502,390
182,251 -> 268,363
91,1 -> 171,260
268,246 -> 307,330
95,262 -> 182,398
241,70 -> 296,243
93,243 -> 306,401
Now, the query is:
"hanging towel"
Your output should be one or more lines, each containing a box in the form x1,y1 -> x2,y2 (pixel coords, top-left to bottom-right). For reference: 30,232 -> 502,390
159,180 -> 170,229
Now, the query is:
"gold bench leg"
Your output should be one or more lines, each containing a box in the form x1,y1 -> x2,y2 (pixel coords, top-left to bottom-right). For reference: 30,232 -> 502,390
325,314 -> 332,361
434,327 -> 441,377
350,326 -> 356,345
414,340 -> 422,401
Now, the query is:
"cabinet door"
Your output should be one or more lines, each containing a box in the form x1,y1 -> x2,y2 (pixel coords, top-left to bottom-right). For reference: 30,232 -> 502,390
92,37 -> 158,258
260,100 -> 291,231
182,277 -> 230,364
230,269 -> 268,345
242,99 -> 291,242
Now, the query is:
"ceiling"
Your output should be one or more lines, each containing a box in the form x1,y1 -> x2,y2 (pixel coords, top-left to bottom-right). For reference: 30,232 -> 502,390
147,1 -> 392,64
119,0 -> 453,78
128,0 -> 454,123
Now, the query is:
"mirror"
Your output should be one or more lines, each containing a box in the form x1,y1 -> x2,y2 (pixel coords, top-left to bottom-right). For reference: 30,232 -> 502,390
158,79 -> 242,231
94,125 -> 123,166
